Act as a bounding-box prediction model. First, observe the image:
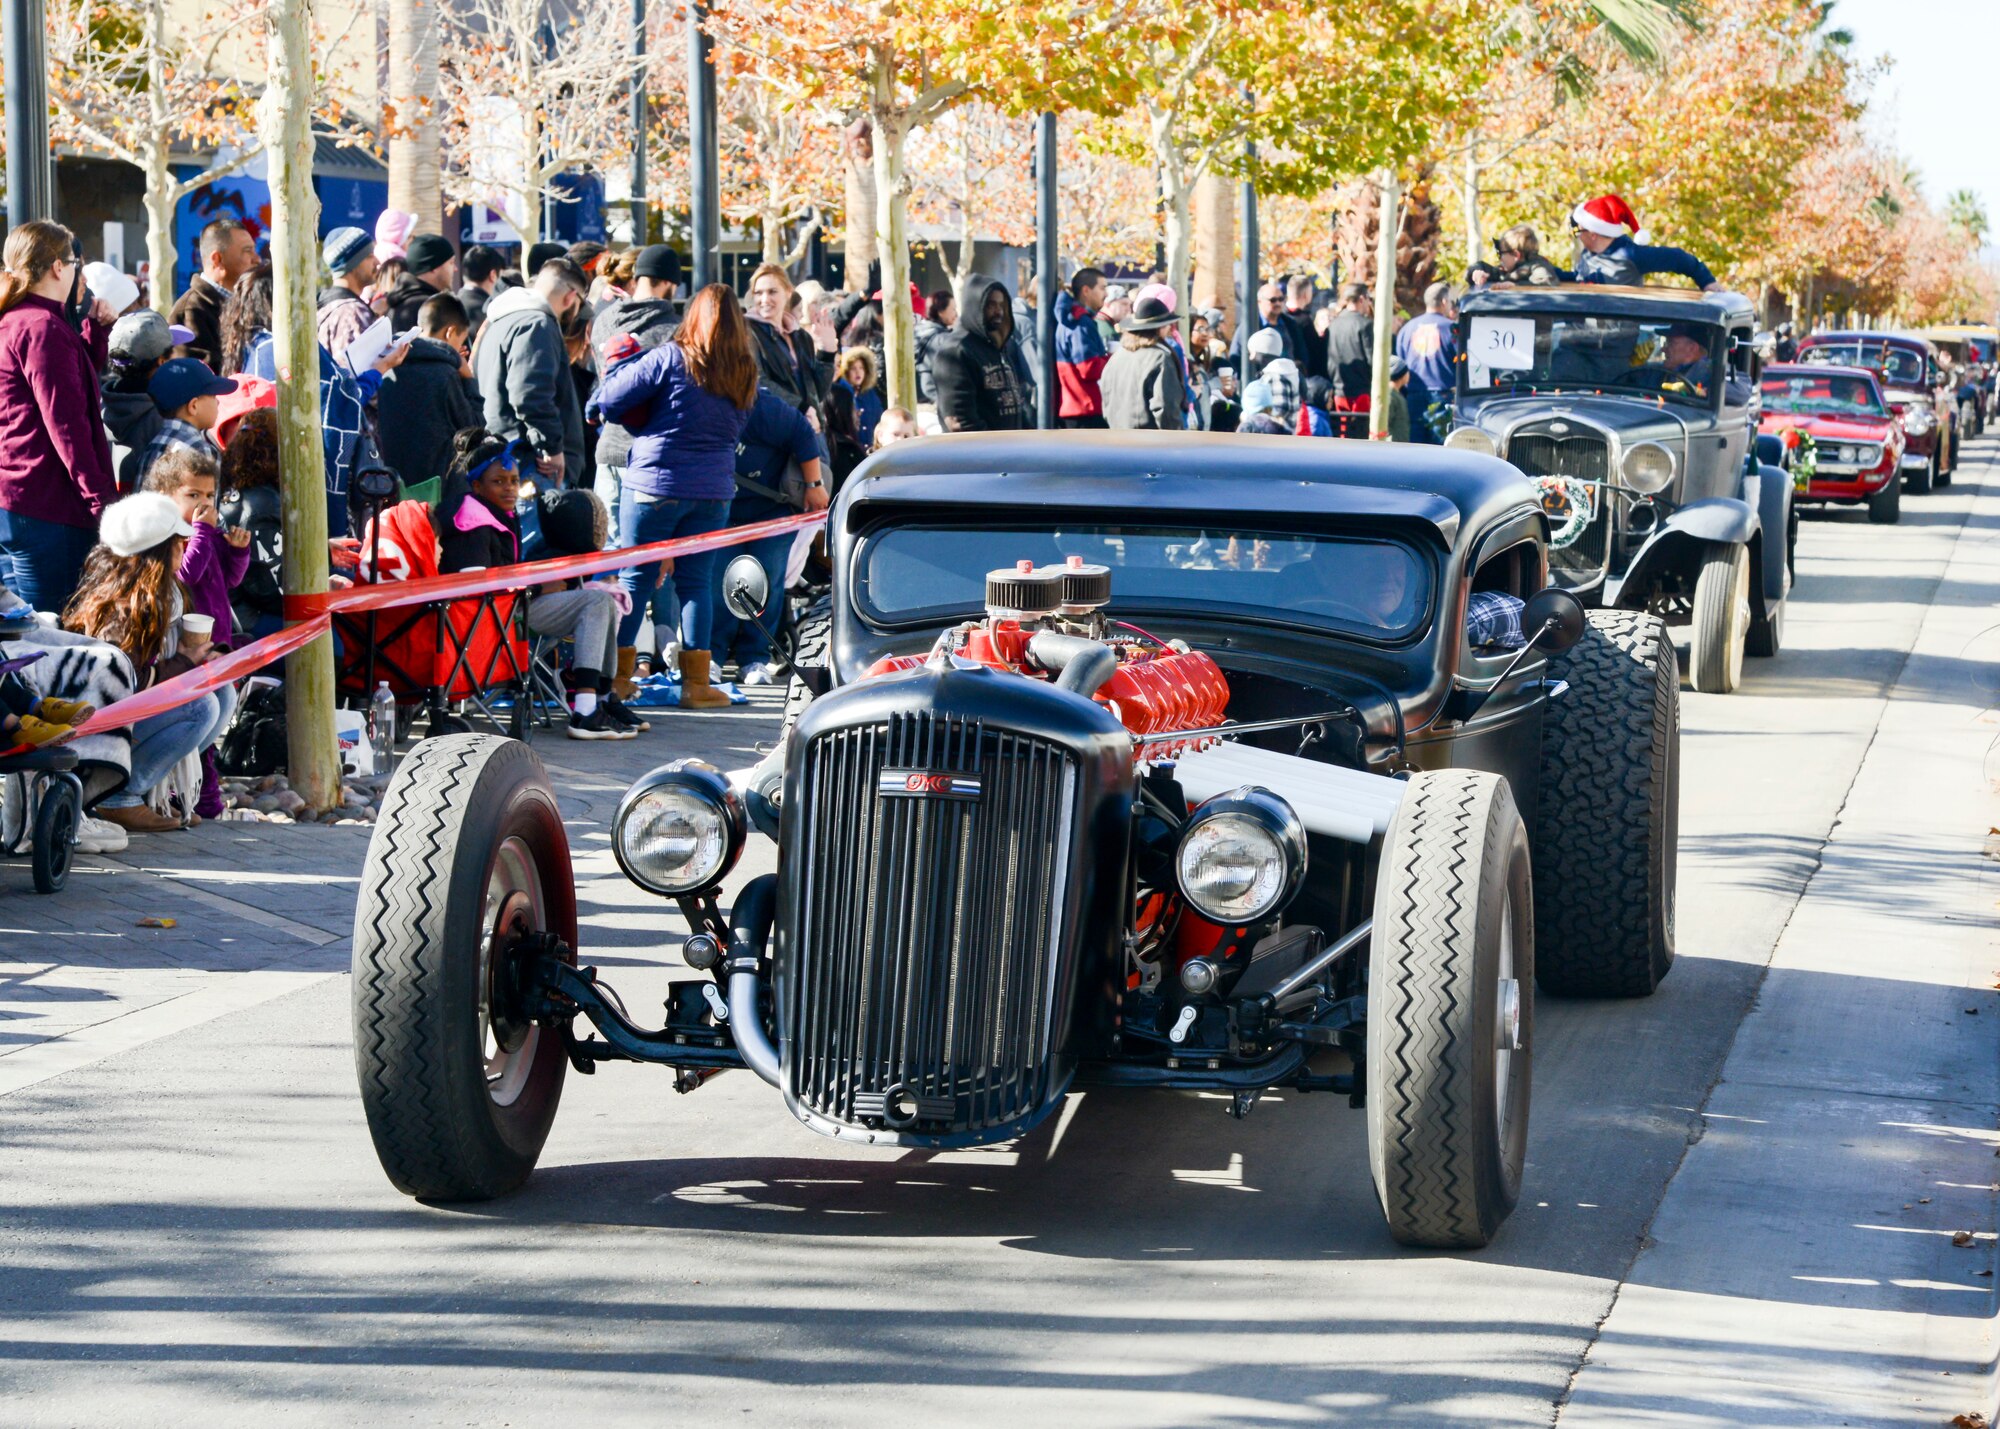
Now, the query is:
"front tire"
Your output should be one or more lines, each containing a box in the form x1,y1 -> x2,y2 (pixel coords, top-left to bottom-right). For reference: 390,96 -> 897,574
353,734 -> 577,1201
1688,541 -> 1750,694
1866,478 -> 1902,524
780,593 -> 831,742
30,778 -> 78,895
1906,451 -> 1935,495
1367,770 -> 1533,1250
1534,611 -> 1678,997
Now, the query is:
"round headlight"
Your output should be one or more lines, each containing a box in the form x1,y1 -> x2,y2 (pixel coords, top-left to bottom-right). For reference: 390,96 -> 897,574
1444,426 -> 1498,458
613,760 -> 746,897
1620,442 -> 1675,494
1902,405 -> 1934,433
1174,787 -> 1306,926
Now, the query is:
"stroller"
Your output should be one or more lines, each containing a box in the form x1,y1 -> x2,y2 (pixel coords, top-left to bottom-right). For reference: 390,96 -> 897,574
0,615 -> 84,895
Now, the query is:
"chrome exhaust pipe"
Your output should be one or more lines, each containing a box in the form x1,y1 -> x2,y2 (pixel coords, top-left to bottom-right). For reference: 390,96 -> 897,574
721,875 -> 783,1086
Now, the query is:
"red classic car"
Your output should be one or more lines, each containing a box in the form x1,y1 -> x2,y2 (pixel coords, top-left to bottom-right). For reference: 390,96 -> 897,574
1794,331 -> 1953,493
1760,363 -> 1906,523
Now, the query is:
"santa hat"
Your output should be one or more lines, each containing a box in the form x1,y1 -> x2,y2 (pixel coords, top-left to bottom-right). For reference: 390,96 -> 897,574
1571,194 -> 1649,246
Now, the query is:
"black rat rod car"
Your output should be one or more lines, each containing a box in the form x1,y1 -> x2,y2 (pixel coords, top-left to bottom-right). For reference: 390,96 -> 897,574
1449,285 -> 1794,695
350,433 -> 1681,1250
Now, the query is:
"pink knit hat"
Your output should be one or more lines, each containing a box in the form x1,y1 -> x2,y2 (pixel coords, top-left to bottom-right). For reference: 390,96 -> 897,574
373,209 -> 417,263
1134,282 -> 1178,315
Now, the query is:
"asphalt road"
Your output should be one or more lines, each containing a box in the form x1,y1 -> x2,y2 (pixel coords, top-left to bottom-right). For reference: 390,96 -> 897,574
3,442 -> 1996,1427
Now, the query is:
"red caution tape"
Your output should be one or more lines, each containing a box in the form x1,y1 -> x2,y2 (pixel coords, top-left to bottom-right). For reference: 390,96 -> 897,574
59,509 -> 827,738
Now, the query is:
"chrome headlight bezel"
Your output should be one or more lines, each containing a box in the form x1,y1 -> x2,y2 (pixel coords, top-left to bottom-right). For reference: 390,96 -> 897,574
1620,441 -> 1677,495
1174,786 -> 1307,926
1444,426 -> 1498,458
612,760 -> 747,898
1900,403 -> 1935,434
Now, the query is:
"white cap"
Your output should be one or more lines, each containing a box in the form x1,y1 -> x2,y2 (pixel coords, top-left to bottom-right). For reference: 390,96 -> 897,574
1246,326 -> 1284,356
84,262 -> 140,317
98,492 -> 195,558
1104,284 -> 1128,302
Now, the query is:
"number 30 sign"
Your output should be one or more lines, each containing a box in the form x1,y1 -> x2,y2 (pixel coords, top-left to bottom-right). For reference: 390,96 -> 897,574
1469,317 -> 1536,371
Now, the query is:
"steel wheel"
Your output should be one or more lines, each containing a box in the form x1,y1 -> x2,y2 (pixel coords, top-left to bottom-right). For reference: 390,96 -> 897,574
480,836 -> 547,1108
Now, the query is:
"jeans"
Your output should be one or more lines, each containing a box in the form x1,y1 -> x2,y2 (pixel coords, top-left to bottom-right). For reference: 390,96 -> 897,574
100,685 -> 233,809
0,507 -> 97,615
708,493 -> 792,666
615,493 -> 733,651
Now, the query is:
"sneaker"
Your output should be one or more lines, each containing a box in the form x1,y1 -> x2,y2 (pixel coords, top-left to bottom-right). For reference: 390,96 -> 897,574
74,816 -> 129,854
567,707 -> 636,741
739,661 -> 777,687
602,694 -> 651,733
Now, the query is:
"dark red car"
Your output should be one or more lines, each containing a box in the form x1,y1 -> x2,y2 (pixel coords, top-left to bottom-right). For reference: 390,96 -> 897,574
1759,364 -> 1906,524
1794,332 -> 1953,493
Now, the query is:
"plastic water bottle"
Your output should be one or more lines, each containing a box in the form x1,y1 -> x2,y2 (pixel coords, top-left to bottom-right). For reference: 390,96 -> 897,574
369,681 -> 396,776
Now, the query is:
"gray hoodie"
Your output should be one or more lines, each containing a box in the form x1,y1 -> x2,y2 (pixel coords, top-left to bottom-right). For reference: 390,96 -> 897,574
472,285 -> 585,479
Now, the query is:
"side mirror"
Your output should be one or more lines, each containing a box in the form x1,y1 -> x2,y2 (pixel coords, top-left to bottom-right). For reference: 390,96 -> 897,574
721,552 -> 770,623
1520,587 -> 1586,653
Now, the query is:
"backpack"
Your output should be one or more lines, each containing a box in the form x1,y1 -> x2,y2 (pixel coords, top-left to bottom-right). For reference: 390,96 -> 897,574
218,680 -> 288,777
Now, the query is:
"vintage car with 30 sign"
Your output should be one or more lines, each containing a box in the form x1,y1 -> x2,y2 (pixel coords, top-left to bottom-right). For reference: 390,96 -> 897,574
349,433 -> 1681,1250
1449,284 -> 1792,694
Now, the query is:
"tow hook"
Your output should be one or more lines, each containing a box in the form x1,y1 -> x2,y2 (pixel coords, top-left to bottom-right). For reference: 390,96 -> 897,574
1227,1088 -> 1264,1120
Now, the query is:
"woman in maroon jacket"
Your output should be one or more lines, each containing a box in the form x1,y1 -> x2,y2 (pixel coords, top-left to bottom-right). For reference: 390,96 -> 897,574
0,220 -> 119,613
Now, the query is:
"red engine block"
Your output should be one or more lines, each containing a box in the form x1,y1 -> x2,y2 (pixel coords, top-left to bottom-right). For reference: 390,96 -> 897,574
863,620 -> 1229,743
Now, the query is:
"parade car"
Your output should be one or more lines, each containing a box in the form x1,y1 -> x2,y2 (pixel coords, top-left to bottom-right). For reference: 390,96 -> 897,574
1795,330 -> 1955,492
350,433 -> 1681,1251
1917,326 -> 1994,437
1447,284 -> 1792,694
1759,363 -> 1907,524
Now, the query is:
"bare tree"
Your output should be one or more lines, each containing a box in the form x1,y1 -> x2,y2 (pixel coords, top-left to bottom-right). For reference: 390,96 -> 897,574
720,66 -> 842,267
438,0 -> 635,239
387,0 -> 444,231
907,102 -> 1033,290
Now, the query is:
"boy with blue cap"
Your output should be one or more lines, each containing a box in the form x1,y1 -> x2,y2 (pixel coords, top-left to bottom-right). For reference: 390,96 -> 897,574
134,357 -> 236,484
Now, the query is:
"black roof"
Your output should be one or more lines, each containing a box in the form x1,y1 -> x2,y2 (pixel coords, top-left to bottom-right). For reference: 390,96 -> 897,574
1461,284 -> 1755,327
841,431 -> 1539,548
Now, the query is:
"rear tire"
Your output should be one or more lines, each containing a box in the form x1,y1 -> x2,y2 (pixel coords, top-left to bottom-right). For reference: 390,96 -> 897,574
353,734 -> 577,1201
1367,770 -> 1533,1250
1688,541 -> 1749,694
1866,478 -> 1902,524
780,593 -> 832,741
1534,611 -> 1679,997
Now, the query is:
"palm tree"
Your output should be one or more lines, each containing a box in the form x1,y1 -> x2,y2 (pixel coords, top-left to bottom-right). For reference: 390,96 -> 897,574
1946,189 -> 1989,247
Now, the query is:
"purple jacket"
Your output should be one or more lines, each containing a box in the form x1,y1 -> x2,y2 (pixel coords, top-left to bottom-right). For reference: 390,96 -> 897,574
179,522 -> 254,646
0,295 -> 115,530
590,342 -> 751,502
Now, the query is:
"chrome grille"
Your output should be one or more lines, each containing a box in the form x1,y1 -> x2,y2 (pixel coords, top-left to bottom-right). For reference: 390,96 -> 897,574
782,712 -> 1078,1136
1509,430 -> 1613,582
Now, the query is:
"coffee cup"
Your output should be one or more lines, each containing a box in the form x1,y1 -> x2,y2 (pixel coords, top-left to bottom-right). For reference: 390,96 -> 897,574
180,613 -> 215,638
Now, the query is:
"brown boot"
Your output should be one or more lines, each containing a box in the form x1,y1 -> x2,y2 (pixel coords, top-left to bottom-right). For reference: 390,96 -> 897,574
97,803 -> 185,834
677,648 -> 733,709
613,647 -> 640,701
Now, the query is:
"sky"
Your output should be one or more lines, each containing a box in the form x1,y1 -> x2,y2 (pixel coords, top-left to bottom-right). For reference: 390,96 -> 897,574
1832,0 -> 2000,219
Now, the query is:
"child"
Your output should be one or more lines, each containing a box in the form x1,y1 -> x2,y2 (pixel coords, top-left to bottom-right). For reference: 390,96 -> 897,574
218,409 -> 285,640
63,493 -> 226,834
432,428 -> 643,741
376,292 -> 478,503
0,666 -> 92,750
144,447 -> 251,817
135,356 -> 235,484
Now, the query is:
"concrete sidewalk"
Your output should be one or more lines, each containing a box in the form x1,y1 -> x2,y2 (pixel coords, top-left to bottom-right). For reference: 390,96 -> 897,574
1559,468 -> 2000,1423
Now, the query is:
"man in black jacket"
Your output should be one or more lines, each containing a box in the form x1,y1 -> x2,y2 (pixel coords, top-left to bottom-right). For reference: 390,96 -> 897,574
931,275 -> 1030,432
172,218 -> 257,370
457,244 -> 505,339
1325,282 -> 1376,404
377,294 -> 478,490
385,234 -> 458,332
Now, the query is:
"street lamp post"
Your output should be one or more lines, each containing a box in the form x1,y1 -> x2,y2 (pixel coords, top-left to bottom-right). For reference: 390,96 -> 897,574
1035,112 -> 1058,430
686,0 -> 720,289
629,0 -> 647,244
3,0 -> 52,228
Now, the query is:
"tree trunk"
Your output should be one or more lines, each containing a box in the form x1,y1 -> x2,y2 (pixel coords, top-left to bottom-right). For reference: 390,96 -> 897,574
142,154 -> 178,316
1149,107 -> 1193,332
1191,171 -> 1234,331
953,124 -> 976,292
1368,169 -> 1399,441
870,71 -> 916,410
386,0 -> 442,232
264,0 -> 339,812
760,204 -> 783,263
843,115 -> 877,291
1463,137 -> 1481,271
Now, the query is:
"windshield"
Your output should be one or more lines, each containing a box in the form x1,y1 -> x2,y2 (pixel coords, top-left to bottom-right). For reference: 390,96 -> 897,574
1761,371 -> 1886,418
1800,341 -> 1924,388
1461,312 -> 1719,407
858,523 -> 1433,640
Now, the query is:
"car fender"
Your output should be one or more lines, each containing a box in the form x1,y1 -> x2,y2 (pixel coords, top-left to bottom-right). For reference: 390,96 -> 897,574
1606,496 -> 1758,607
1754,432 -> 1791,470
1749,462 -> 1793,613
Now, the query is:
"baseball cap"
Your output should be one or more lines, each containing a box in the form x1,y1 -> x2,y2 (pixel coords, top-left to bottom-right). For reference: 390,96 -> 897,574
99,492 -> 195,558
148,357 -> 237,415
109,310 -> 176,364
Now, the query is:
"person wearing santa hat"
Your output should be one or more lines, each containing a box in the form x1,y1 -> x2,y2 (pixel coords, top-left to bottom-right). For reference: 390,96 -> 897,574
1570,194 -> 1720,292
